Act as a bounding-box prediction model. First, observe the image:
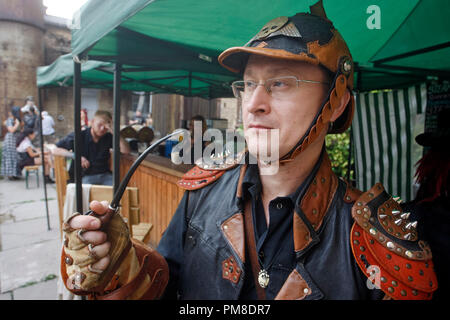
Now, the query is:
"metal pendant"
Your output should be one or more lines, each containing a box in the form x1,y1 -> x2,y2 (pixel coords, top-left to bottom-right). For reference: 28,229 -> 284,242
258,269 -> 270,288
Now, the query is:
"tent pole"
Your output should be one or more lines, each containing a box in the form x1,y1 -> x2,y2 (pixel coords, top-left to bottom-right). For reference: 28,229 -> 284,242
38,87 -> 51,231
113,63 -> 122,193
74,60 -> 83,214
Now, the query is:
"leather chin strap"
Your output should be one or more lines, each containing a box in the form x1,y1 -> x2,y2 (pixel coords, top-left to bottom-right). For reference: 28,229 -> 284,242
279,71 -> 349,164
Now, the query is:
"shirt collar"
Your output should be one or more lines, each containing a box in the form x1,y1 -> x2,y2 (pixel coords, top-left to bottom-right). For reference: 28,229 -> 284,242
241,149 -> 325,206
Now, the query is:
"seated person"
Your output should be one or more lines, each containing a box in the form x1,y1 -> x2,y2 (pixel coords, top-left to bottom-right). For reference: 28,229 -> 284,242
16,128 -> 54,183
52,110 -> 130,186
129,110 -> 145,125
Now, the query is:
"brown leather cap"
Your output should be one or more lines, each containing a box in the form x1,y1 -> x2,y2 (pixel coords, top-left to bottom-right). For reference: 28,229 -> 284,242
218,12 -> 354,135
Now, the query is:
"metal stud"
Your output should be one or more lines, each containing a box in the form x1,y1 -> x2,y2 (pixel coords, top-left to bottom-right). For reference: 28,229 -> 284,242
400,212 -> 410,219
404,233 -> 413,240
346,196 -> 351,201
343,59 -> 352,72
381,277 -> 387,283
356,209 -> 362,215
392,210 -> 401,216
405,251 -> 413,258
392,280 -> 398,287
387,242 -> 395,249
65,256 -> 73,265
303,288 -> 309,294
412,290 -> 418,296
401,290 -> 407,296
386,254 -> 391,260
360,246 -> 366,252
394,218 -> 403,226
408,276 -> 413,282
369,228 -> 377,235
388,287 -> 394,293
406,263 -> 412,269
379,214 -> 388,219
394,265 -> 400,271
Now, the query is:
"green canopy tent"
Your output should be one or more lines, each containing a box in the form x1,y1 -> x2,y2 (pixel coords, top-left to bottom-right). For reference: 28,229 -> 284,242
71,0 -> 450,91
37,53 -> 236,98
65,0 -> 450,210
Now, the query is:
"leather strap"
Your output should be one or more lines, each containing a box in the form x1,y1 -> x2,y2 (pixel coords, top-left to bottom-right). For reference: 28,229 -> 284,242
94,254 -> 152,300
243,199 -> 266,300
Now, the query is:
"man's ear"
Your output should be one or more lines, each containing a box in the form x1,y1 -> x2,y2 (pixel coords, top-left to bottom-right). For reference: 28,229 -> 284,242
330,88 -> 351,122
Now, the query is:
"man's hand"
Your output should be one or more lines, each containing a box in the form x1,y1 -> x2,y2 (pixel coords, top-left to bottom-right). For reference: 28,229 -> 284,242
62,199 -> 133,294
81,156 -> 90,169
66,200 -> 111,272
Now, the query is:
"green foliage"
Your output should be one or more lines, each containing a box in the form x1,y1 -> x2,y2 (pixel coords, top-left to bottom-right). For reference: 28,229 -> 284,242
325,129 -> 355,182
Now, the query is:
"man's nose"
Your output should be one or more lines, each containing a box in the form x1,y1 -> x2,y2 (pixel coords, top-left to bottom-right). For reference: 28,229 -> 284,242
245,85 -> 271,115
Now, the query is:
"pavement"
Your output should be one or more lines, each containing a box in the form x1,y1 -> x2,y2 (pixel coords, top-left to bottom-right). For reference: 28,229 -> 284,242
0,168 -> 61,300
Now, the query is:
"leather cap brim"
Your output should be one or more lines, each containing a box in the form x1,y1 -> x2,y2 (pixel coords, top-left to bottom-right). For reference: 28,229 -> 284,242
218,46 -> 319,74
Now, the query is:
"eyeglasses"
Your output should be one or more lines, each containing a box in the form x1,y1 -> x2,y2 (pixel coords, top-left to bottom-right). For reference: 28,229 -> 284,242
231,76 -> 329,100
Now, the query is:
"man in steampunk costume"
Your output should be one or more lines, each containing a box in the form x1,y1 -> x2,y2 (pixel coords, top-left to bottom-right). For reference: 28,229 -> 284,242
60,4 -> 438,300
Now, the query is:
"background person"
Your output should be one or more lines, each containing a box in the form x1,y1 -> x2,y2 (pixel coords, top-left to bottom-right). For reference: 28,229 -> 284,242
16,128 -> 54,183
81,108 -> 89,131
129,110 -> 145,125
21,96 -> 39,114
52,110 -> 130,185
402,108 -> 450,300
1,106 -> 22,180
41,111 -> 56,144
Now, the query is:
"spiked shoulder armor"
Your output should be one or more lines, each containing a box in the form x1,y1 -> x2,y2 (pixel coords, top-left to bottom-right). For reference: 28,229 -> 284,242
177,151 -> 244,191
349,183 -> 438,300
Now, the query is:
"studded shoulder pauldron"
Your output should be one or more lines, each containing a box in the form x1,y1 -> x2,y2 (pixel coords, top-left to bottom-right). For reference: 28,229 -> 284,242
350,183 -> 438,300
177,151 -> 245,191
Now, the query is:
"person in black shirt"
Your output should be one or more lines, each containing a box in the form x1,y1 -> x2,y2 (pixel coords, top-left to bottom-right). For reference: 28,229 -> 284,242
60,5 -> 438,300
52,110 -> 130,185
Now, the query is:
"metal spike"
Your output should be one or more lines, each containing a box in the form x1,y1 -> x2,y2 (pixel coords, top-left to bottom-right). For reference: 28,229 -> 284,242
379,214 -> 388,219
394,218 -> 403,226
406,221 -> 418,230
401,212 -> 410,220
392,210 -> 401,216
404,233 -> 413,240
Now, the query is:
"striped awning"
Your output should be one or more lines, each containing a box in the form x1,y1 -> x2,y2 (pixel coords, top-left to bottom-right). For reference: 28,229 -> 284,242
352,84 -> 427,202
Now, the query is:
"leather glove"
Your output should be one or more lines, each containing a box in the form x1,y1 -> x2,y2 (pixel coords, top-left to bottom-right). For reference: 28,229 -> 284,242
61,210 -> 132,295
